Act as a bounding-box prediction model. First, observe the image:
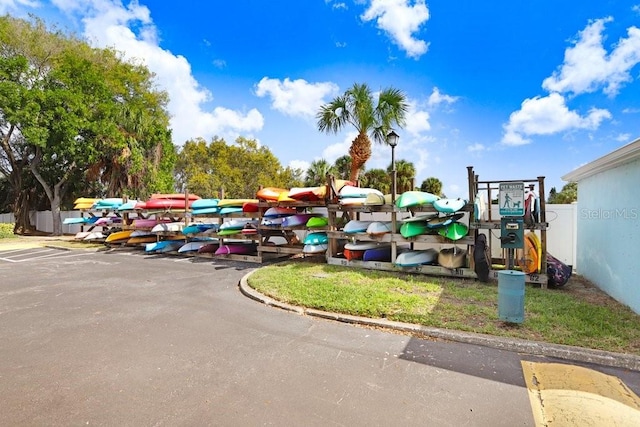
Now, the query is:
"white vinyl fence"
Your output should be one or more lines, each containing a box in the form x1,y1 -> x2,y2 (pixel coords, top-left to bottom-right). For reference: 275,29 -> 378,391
1,204 -> 579,270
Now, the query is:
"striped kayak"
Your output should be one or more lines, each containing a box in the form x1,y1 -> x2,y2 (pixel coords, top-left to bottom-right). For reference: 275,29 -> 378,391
395,249 -> 439,267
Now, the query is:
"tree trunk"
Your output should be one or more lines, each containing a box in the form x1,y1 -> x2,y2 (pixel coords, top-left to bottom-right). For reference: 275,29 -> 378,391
13,189 -> 35,234
348,132 -> 371,182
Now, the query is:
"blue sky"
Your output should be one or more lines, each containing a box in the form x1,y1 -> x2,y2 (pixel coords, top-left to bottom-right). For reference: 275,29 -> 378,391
3,0 -> 640,198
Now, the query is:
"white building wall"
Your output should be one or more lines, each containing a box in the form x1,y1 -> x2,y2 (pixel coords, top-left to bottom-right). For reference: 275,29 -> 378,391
574,158 -> 640,314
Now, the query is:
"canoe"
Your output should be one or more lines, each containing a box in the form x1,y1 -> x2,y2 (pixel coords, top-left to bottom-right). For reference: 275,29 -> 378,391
257,187 -> 289,201
178,241 -> 215,253
433,198 -> 467,214
190,198 -> 219,209
400,221 -> 430,238
74,197 -> 100,205
303,232 -> 328,245
130,229 -> 154,237
126,235 -> 157,245
182,223 -> 218,235
151,222 -> 185,233
395,191 -> 440,209
217,228 -> 243,236
73,202 -> 96,210
366,221 -> 399,236
277,192 -> 297,202
145,240 -> 183,253
219,207 -> 244,215
217,198 -> 259,208
116,200 -> 142,211
215,243 -> 257,255
261,216 -> 286,227
83,231 -> 105,241
220,219 -> 258,230
427,213 -> 465,229
63,217 -> 89,225
93,198 -> 124,209
197,243 -> 220,254
306,216 -> 329,228
281,213 -> 319,228
242,201 -> 260,213
105,229 -> 134,243
302,243 -> 328,254
288,186 -> 326,201
344,241 -> 390,251
264,207 -> 297,218
339,185 -> 384,199
395,249 -> 439,267
150,193 -> 201,200
343,220 -> 374,233
363,246 -> 392,262
94,217 -> 122,226
437,222 -> 469,241
438,247 -> 467,268
191,206 -> 220,215
340,197 -> 368,206
344,248 -> 365,261
133,218 -> 170,229
144,198 -> 193,209
74,231 -> 91,240
404,213 -> 438,223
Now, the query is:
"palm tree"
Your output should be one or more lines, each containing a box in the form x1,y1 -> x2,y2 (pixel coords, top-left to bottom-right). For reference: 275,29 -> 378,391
304,159 -> 334,187
360,168 -> 391,193
389,159 -> 415,193
420,177 -> 443,197
317,83 -> 408,182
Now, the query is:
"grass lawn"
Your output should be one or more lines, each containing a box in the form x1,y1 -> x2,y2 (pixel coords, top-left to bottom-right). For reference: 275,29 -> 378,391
248,260 -> 640,355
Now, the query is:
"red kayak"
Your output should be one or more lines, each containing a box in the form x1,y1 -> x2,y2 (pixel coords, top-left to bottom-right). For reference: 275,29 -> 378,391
144,198 -> 195,209
150,193 -> 201,200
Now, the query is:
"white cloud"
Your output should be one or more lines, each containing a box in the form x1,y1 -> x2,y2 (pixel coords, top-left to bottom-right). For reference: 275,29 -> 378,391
615,133 -> 631,142
633,4 -> 640,15
289,159 -> 310,174
48,0 -> 264,145
255,77 -> 339,119
404,105 -> 431,136
427,87 -> 459,108
321,131 -> 357,163
361,0 -> 430,59
622,107 -> 640,113
542,17 -> 640,97
502,93 -> 611,145
0,0 -> 37,14
467,143 -> 485,152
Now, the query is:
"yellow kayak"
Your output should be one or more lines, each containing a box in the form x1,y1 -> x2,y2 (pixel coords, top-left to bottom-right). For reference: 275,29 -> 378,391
105,230 -> 134,243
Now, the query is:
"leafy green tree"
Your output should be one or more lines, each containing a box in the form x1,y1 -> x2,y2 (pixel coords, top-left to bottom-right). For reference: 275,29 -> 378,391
317,82 -> 408,181
547,182 -> 577,204
389,159 -> 415,193
304,158 -> 334,187
360,168 -> 390,193
420,177 -> 444,197
175,136 -> 300,198
0,16 -> 174,234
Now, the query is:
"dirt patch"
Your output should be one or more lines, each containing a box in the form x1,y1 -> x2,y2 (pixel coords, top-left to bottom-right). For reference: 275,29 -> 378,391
555,274 -> 622,307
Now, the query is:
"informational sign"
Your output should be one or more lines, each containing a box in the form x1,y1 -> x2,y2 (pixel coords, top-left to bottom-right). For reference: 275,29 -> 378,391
499,182 -> 525,216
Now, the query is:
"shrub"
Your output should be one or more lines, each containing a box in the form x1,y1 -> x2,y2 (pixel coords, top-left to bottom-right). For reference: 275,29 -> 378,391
0,223 -> 15,239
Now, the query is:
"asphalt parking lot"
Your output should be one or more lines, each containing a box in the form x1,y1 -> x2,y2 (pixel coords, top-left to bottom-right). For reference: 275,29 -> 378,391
1,246 -> 639,426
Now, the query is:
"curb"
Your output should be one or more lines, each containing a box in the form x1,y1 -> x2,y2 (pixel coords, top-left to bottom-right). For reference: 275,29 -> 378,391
239,270 -> 640,372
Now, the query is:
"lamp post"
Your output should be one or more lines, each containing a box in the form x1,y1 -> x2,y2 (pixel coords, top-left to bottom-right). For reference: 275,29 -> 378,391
387,130 -> 399,205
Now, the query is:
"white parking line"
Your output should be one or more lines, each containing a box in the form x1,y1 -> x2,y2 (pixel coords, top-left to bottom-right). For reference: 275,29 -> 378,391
0,249 -> 93,263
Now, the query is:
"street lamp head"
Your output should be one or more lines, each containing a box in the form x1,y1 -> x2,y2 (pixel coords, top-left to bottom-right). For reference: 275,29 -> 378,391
387,130 -> 399,147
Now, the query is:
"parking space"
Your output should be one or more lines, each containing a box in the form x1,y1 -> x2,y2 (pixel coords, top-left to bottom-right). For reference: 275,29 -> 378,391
0,247 -> 94,263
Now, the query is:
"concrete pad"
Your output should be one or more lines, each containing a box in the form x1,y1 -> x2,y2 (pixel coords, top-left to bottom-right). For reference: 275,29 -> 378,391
522,361 -> 640,426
